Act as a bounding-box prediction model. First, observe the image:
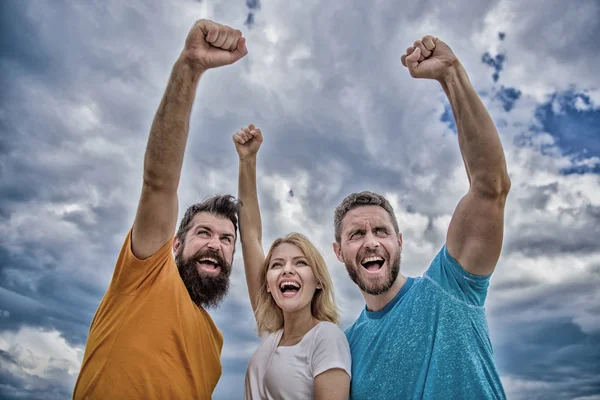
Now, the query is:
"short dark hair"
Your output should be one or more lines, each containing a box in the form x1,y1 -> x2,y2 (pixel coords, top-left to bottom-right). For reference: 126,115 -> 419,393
176,194 -> 241,242
333,191 -> 399,243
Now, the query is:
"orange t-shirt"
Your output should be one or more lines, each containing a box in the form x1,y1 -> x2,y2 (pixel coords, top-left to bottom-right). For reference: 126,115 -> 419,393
73,230 -> 223,400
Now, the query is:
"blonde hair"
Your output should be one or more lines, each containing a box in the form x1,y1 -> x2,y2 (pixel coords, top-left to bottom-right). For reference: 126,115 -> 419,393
254,233 -> 340,335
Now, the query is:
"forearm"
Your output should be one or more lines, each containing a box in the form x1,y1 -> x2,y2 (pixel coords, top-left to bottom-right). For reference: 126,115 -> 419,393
143,57 -> 204,192
238,156 -> 262,243
441,63 -> 510,196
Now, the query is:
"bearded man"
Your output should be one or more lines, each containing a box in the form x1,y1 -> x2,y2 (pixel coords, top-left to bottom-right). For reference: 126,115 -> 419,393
74,19 -> 247,400
333,36 -> 510,399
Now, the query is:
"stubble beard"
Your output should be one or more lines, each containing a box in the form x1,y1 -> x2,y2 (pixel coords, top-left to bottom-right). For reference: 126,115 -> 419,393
175,244 -> 232,309
345,248 -> 401,295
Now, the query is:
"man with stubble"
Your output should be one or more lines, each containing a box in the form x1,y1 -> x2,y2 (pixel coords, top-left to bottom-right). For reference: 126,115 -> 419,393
333,36 -> 510,399
74,19 -> 247,399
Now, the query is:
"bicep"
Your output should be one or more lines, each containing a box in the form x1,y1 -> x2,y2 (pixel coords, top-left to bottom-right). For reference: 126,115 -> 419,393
241,238 -> 265,314
131,184 -> 178,260
446,189 -> 507,276
314,368 -> 350,400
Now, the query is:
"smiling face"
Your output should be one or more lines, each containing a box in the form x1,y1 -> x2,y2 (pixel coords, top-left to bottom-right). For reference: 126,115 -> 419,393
173,212 -> 236,308
265,243 -> 322,314
334,205 -> 403,295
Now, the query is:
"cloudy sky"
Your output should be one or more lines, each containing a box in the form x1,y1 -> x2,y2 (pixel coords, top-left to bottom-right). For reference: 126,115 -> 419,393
1,0 -> 599,399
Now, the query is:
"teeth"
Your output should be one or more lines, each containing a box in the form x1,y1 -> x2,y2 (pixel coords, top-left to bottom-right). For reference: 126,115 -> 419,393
279,281 -> 301,290
362,256 -> 384,264
199,258 -> 218,264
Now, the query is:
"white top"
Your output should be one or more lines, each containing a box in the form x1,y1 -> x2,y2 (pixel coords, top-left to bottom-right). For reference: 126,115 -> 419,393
244,321 -> 352,400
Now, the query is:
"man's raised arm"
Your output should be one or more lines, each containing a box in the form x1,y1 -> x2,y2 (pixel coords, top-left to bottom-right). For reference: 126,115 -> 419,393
401,36 -> 511,276
132,20 -> 247,259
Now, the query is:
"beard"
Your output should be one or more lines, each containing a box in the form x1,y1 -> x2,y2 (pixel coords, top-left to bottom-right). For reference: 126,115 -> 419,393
175,245 -> 232,309
345,247 -> 401,295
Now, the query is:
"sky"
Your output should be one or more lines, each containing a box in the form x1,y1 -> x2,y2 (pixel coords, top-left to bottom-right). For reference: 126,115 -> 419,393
1,0 -> 599,399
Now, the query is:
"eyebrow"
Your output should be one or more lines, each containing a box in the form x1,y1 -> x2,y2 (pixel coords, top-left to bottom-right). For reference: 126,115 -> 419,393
195,225 -> 235,238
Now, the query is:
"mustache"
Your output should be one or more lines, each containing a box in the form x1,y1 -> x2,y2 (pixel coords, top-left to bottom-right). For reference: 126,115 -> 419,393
175,246 -> 232,309
356,249 -> 388,264
190,249 -> 231,273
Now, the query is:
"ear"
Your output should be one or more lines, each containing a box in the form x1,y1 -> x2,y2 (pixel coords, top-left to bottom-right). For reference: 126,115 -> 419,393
266,282 -> 271,293
397,233 -> 403,253
316,281 -> 323,290
173,236 -> 182,255
333,242 -> 344,263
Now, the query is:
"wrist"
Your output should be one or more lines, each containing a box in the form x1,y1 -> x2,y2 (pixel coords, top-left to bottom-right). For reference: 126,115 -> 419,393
439,60 -> 465,86
177,51 -> 208,76
239,154 -> 258,163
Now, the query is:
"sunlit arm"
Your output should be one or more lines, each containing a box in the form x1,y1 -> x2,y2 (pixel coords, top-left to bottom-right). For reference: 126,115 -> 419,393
238,155 -> 266,314
443,62 -> 511,276
132,58 -> 205,260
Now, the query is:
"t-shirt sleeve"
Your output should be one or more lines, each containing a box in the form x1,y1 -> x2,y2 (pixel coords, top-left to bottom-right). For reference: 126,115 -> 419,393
108,228 -> 175,295
311,322 -> 352,379
423,244 -> 491,307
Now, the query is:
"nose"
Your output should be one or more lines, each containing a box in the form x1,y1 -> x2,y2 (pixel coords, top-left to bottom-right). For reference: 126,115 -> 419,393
363,231 -> 380,250
206,236 -> 222,252
282,261 -> 296,275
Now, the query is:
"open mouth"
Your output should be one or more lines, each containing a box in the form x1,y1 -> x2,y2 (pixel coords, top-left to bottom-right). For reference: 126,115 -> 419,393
361,256 -> 385,273
279,280 -> 301,298
196,257 -> 222,274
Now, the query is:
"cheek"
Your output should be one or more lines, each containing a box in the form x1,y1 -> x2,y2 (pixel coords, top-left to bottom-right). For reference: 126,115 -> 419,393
225,245 -> 235,261
343,246 -> 358,264
300,269 -> 318,288
265,270 -> 278,290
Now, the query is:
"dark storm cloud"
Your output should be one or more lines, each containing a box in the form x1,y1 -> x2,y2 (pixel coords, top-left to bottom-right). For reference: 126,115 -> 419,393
488,274 -> 600,399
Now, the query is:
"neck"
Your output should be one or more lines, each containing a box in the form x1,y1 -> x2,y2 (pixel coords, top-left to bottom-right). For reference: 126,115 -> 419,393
363,273 -> 407,312
281,306 -> 317,341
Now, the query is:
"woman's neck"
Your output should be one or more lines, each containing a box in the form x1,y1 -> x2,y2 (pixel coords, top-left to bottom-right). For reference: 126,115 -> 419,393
280,307 -> 318,346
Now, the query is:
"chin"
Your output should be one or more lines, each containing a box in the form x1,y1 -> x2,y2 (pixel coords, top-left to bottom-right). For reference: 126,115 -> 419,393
277,300 -> 311,314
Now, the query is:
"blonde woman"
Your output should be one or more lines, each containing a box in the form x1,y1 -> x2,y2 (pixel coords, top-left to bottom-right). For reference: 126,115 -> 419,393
233,125 -> 351,400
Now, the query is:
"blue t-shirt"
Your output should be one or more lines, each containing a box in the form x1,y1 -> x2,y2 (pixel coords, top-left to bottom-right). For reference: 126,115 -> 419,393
345,245 -> 506,399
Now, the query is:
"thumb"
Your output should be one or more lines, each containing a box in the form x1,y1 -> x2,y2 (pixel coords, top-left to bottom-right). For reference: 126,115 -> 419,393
406,47 -> 421,74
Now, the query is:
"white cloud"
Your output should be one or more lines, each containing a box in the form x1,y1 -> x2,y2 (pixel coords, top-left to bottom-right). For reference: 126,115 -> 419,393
0,326 -> 83,379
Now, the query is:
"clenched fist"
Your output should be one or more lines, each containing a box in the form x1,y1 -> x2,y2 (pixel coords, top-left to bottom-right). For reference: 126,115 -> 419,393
401,36 -> 459,82
182,19 -> 248,71
233,124 -> 263,160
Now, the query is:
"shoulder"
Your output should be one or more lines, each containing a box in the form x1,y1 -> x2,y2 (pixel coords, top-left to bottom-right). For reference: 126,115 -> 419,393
314,321 -> 346,339
311,322 -> 350,350
259,329 -> 282,343
110,229 -> 177,294
309,322 -> 352,377
252,330 -> 281,357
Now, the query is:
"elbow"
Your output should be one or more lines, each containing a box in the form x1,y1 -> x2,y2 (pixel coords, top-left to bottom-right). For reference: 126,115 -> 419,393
471,171 -> 511,199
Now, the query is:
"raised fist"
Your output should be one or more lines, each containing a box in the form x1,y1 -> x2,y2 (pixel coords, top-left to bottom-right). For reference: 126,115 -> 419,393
233,124 -> 263,160
401,36 -> 459,82
182,19 -> 248,71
